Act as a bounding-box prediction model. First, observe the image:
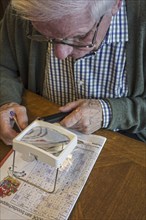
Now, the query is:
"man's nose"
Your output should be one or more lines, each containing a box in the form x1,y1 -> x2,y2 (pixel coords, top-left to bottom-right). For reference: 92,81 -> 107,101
53,44 -> 73,60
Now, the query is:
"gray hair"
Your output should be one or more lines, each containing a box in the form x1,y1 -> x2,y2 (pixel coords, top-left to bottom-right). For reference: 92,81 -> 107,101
11,0 -> 117,22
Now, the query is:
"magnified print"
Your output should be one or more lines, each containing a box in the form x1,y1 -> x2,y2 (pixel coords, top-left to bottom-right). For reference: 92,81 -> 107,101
21,126 -> 70,156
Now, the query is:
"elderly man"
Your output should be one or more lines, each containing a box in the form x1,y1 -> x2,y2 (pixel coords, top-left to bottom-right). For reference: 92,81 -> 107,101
0,0 -> 146,145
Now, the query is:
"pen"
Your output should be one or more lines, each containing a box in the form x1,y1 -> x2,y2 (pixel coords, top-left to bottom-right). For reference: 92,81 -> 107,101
10,111 -> 22,132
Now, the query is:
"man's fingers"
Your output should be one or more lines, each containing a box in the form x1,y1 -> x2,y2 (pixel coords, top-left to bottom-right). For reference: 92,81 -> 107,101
14,106 -> 28,129
60,108 -> 82,127
60,99 -> 103,134
0,102 -> 28,145
0,127 -> 18,145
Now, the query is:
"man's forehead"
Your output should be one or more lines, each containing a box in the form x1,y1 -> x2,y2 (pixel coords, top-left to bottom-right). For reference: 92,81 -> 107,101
42,0 -> 113,28
33,11 -> 94,38
50,14 -> 92,30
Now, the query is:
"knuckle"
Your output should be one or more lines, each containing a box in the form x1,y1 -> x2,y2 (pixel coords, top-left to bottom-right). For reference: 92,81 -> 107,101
81,123 -> 89,133
83,120 -> 89,127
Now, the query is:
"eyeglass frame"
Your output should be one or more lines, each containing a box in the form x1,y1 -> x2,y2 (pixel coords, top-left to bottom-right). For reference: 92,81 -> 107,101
26,16 -> 103,48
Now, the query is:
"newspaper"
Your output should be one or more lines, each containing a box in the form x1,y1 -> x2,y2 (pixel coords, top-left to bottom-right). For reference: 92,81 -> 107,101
0,133 -> 106,220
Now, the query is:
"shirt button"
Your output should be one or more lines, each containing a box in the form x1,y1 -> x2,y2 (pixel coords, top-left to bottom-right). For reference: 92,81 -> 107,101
79,80 -> 84,86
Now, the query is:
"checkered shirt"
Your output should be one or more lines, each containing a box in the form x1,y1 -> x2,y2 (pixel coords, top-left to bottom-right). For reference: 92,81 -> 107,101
43,0 -> 128,128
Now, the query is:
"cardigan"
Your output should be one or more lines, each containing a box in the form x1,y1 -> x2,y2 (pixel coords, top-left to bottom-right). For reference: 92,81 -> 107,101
0,0 -> 146,142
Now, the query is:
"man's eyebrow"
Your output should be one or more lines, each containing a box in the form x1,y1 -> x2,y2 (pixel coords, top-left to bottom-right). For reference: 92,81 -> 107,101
74,30 -> 93,39
73,22 -> 97,39
69,28 -> 93,39
32,26 -> 92,40
36,29 -> 87,39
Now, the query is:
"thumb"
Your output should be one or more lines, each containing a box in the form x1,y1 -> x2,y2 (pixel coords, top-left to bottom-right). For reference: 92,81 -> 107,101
14,109 -> 28,130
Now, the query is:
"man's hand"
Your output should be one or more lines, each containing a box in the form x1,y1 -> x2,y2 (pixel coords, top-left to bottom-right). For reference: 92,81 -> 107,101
59,99 -> 103,134
0,102 -> 28,145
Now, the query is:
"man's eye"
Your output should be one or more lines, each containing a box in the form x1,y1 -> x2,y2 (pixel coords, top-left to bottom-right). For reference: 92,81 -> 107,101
77,34 -> 86,40
73,34 -> 87,42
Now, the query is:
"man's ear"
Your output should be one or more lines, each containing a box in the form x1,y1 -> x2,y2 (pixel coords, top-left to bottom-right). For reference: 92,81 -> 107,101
111,0 -> 122,15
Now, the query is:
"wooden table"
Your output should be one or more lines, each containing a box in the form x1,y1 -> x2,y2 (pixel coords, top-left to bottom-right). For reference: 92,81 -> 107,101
0,90 -> 146,220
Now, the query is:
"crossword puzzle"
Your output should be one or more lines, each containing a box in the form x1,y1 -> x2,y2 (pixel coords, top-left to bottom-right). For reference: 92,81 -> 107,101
0,135 -> 106,220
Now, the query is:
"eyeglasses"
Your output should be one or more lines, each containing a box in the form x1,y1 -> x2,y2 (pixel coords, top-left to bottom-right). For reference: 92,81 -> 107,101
27,16 -> 103,48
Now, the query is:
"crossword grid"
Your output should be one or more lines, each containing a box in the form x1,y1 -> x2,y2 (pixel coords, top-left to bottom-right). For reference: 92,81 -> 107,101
1,135 -> 106,220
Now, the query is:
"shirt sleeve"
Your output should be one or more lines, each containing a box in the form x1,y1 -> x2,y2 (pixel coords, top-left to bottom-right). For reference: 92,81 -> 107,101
98,99 -> 112,128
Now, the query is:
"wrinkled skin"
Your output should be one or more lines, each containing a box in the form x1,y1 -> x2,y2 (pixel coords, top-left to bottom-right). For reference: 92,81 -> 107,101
0,103 -> 28,145
0,100 -> 102,145
59,99 -> 103,134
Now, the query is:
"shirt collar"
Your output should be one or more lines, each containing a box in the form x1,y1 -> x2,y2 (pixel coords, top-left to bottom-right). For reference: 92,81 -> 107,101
106,0 -> 128,43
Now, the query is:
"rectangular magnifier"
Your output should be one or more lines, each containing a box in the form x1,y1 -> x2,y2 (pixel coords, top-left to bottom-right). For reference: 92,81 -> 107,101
13,120 -> 77,168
